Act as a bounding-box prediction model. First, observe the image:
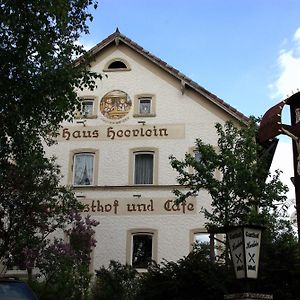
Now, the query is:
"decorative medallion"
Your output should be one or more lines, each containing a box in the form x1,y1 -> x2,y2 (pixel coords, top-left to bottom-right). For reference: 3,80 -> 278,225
100,90 -> 132,122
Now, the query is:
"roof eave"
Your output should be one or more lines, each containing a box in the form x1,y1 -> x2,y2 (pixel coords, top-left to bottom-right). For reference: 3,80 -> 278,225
84,31 -> 249,123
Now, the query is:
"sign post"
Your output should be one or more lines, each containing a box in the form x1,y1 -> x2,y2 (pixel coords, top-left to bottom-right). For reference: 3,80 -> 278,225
225,225 -> 273,300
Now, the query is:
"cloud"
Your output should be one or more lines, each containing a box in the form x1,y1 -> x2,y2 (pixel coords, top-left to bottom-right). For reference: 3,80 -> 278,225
79,40 -> 95,51
75,39 -> 95,51
269,27 -> 300,99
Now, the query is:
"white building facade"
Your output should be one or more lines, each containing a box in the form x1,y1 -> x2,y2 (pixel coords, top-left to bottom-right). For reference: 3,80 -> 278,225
47,30 -> 248,271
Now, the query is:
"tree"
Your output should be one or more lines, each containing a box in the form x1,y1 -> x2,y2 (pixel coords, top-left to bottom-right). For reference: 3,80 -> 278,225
30,213 -> 99,300
168,120 -> 300,298
169,119 -> 288,229
1,154 -> 81,273
0,0 -> 101,270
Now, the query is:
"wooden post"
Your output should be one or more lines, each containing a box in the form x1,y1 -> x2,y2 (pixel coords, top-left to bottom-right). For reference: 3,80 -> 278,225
289,99 -> 300,243
209,233 -> 215,262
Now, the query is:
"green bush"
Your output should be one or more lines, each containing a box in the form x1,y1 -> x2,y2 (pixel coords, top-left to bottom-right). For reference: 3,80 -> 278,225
136,247 -> 233,300
92,261 -> 140,300
92,246 -> 233,300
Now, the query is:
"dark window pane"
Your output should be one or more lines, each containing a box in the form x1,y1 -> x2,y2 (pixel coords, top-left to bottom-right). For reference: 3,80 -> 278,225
70,232 -> 91,262
132,234 -> 152,268
108,61 -> 127,69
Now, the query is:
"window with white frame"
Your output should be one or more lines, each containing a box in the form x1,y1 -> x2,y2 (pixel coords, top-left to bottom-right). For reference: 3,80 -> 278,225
130,232 -> 155,269
134,152 -> 154,184
194,232 -> 210,245
81,99 -> 94,117
127,229 -> 157,269
188,147 -> 202,174
104,58 -> 130,71
193,149 -> 202,162
134,95 -> 155,117
73,153 -> 95,186
190,230 -> 226,262
138,97 -> 152,115
108,60 -> 127,69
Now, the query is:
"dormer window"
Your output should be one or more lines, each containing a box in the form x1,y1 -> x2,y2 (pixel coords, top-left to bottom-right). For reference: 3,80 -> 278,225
104,58 -> 130,72
108,61 -> 127,69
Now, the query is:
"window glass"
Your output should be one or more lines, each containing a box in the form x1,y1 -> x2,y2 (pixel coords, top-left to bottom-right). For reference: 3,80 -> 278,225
108,60 -> 127,69
139,98 -> 151,115
81,100 -> 94,117
134,152 -> 153,184
193,149 -> 202,162
132,234 -> 153,268
70,231 -> 91,261
73,153 -> 94,185
194,233 -> 210,244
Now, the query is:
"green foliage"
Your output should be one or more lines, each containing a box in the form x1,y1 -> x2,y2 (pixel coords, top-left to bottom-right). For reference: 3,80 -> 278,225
169,119 -> 300,298
91,233 -> 300,300
30,213 -> 99,300
256,215 -> 300,299
0,0 -> 101,140
137,248 -> 233,300
170,119 -> 288,228
91,248 -> 233,300
92,261 -> 140,300
31,241 -> 91,300
0,0 -> 100,268
0,152 -> 81,265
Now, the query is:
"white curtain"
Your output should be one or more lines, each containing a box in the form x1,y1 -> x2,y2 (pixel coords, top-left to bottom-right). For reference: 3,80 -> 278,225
134,153 -> 153,184
74,154 -> 94,185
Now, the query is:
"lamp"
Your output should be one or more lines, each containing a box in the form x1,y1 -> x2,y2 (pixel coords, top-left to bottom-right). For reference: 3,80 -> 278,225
226,225 -> 263,279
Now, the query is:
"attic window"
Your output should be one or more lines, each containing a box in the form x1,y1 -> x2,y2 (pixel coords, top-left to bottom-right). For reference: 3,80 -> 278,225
108,61 -> 127,69
104,59 -> 130,72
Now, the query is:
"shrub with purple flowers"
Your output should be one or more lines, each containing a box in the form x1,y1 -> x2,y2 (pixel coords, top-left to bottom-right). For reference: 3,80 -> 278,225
29,212 -> 99,300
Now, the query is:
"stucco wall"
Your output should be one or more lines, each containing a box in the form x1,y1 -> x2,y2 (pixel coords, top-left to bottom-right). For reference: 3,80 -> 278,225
46,42 -> 237,270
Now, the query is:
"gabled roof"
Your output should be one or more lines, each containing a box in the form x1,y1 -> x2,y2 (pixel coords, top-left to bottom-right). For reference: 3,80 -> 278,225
86,29 -> 249,122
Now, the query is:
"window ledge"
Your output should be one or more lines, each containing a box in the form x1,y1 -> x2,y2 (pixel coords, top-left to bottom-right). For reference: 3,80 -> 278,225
103,68 -> 131,72
75,114 -> 97,120
133,113 -> 156,118
73,184 -> 182,191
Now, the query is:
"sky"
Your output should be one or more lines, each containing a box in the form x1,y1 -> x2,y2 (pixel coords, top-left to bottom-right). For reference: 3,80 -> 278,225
80,0 -> 300,202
